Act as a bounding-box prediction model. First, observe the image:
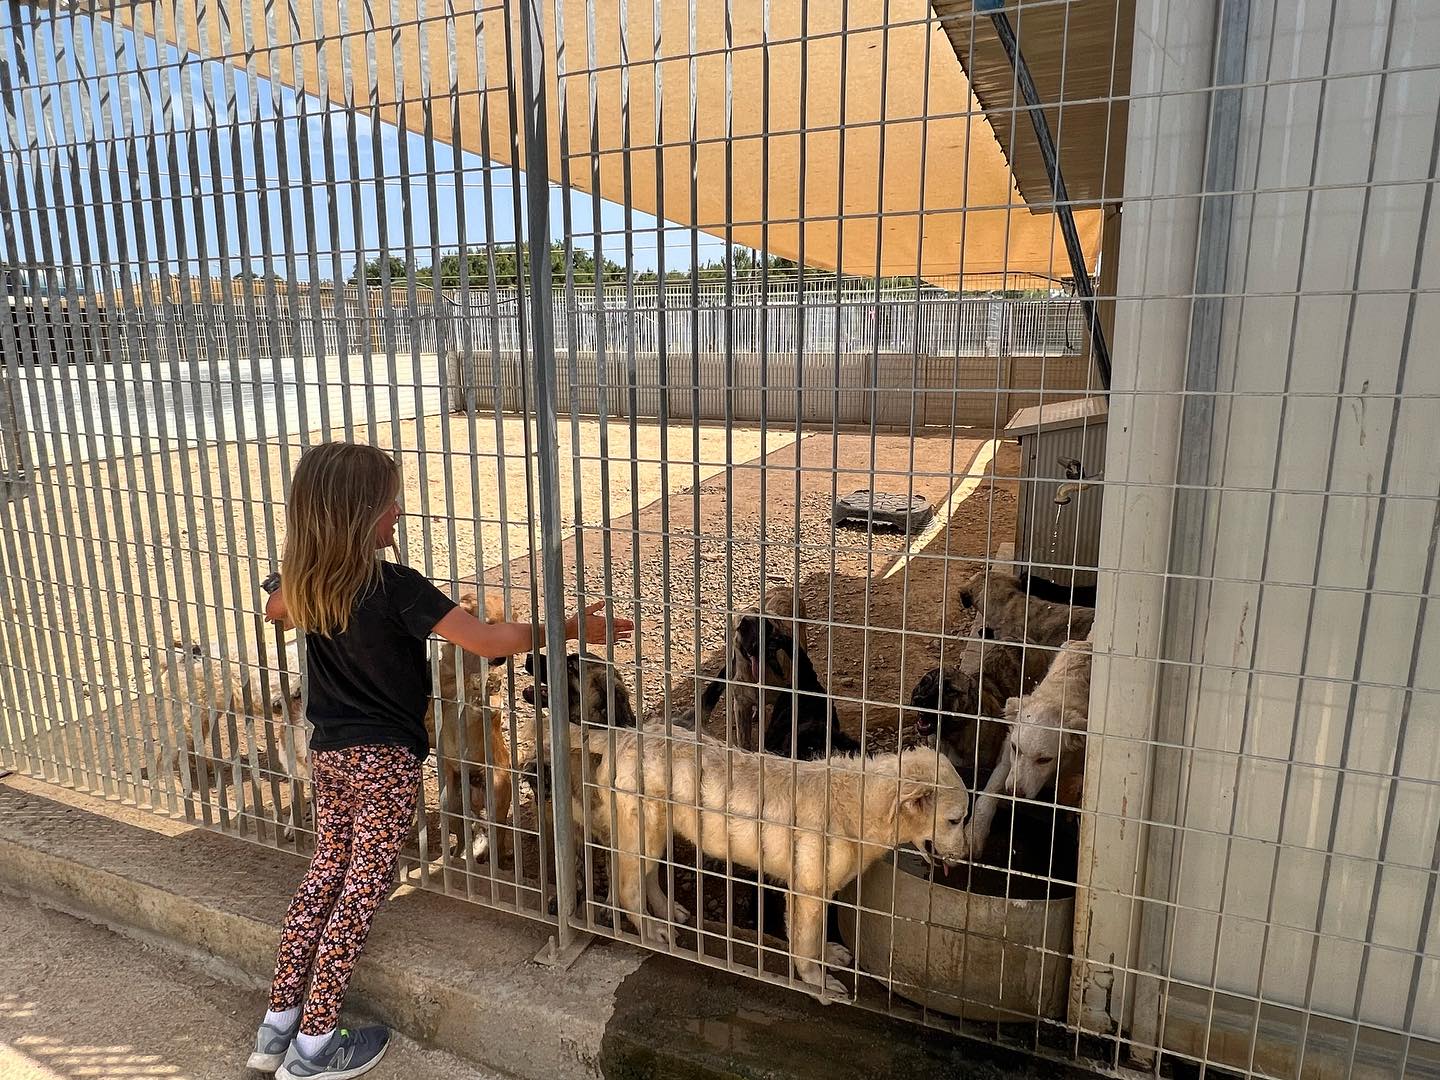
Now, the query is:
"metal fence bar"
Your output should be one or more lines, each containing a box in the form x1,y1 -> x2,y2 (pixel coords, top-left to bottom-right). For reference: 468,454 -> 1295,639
518,0 -> 581,951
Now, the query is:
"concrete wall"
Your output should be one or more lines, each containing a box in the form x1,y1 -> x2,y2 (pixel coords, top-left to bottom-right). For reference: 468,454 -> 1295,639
452,350 -> 1097,431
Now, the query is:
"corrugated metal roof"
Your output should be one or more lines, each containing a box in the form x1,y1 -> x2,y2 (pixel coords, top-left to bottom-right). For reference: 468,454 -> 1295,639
102,0 -> 1102,282
930,0 -> 1134,211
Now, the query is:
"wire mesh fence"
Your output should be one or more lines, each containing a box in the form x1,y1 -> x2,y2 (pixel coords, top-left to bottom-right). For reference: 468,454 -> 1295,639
1,0 -> 1438,1076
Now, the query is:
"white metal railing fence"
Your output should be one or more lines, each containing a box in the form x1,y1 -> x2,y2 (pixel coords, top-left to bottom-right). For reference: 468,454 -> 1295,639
6,285 -> 1085,367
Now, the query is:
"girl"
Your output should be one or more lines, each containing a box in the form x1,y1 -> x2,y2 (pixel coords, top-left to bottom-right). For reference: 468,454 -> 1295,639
250,441 -> 630,1080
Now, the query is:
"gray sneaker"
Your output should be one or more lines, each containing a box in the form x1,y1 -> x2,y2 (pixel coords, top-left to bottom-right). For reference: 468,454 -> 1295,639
275,1026 -> 390,1080
247,1015 -> 301,1072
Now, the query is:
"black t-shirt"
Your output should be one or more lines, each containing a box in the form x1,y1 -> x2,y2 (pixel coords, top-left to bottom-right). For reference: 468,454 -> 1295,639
304,562 -> 457,760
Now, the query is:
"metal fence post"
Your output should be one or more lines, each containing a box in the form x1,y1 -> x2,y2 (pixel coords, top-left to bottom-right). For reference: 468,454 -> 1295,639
517,0 -> 585,960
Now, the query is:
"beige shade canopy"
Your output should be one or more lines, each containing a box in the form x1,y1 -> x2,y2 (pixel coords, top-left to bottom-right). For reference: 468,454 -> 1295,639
932,0 -> 1134,210
112,0 -> 1101,283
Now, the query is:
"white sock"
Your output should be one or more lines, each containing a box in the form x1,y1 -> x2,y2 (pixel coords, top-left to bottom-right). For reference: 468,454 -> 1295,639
295,1029 -> 335,1058
264,1006 -> 301,1030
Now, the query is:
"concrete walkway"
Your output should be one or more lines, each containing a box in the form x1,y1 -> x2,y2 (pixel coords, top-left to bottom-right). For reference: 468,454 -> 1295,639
0,893 -> 503,1080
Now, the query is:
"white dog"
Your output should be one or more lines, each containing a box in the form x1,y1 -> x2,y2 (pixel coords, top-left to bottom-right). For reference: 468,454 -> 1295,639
967,635 -> 1091,852
97,636 -> 306,801
594,727 -> 971,995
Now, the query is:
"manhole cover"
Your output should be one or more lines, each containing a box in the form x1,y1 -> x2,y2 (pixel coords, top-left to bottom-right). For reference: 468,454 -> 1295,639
832,490 -> 934,534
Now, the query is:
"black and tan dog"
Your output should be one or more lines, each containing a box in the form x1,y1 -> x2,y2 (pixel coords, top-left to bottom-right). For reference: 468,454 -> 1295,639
908,626 -> 1052,787
956,567 -> 1096,647
697,613 -> 858,759
522,649 -> 638,729
427,592 -> 516,866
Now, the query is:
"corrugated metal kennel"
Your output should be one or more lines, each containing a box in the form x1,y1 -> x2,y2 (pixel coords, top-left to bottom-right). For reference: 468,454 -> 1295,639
1005,397 -> 1107,591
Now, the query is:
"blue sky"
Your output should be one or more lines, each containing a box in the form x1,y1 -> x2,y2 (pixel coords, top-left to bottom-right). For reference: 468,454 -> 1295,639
0,5 -> 728,286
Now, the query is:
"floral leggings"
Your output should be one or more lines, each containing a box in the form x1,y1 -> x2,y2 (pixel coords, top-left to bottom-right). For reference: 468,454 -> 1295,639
268,744 -> 421,1035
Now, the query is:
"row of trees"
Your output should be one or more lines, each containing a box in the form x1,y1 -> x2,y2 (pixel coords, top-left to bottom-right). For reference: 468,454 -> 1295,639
342,243 -> 818,289
228,245 -> 1056,295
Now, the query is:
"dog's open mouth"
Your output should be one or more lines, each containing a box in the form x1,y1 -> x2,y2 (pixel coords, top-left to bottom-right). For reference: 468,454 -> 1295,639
919,839 -> 966,868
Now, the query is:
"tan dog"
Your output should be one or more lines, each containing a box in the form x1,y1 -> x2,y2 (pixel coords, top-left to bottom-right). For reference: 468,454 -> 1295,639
426,591 -> 514,865
956,568 -> 1095,647
968,635 -> 1092,852
245,637 -> 309,782
126,643 -> 240,790
520,650 -> 641,913
594,729 -> 971,995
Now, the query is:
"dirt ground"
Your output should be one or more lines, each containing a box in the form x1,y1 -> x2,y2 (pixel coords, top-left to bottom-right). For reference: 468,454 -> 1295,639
0,892 -> 502,1080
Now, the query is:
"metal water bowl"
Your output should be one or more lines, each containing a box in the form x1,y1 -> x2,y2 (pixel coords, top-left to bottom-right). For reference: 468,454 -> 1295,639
838,845 -> 1075,1023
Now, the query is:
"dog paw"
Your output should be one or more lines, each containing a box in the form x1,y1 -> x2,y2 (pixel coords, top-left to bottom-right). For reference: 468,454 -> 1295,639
824,942 -> 853,969
642,921 -> 672,948
798,971 -> 850,1002
668,902 -> 692,925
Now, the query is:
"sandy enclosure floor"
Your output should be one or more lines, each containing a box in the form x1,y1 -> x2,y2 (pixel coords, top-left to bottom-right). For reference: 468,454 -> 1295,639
0,415 -> 792,738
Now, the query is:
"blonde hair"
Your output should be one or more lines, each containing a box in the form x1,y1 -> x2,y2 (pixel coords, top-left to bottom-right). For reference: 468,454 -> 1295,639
282,442 -> 401,636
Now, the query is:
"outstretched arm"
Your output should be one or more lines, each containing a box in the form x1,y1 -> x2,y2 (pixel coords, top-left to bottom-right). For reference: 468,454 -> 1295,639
433,599 -> 632,660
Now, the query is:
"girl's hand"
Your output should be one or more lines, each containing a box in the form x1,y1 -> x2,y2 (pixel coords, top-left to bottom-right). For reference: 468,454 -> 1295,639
565,600 -> 634,644
264,587 -> 293,630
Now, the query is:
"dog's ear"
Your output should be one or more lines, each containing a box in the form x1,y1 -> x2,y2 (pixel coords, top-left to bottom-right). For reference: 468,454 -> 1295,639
1003,696 -> 1021,723
1061,727 -> 1087,756
908,671 -> 935,709
457,592 -> 480,617
771,638 -> 795,685
896,777 -> 934,823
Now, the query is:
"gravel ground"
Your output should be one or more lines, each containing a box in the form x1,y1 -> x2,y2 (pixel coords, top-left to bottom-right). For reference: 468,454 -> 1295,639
481,432 -> 1019,737
0,892 -> 503,1080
